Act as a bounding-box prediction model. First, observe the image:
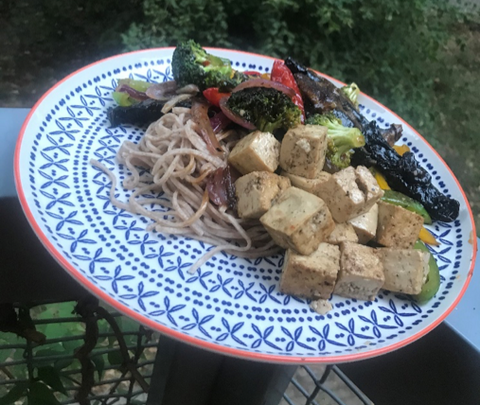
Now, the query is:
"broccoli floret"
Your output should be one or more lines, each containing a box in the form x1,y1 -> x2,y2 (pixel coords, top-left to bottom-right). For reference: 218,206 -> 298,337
340,82 -> 360,108
172,40 -> 246,90
306,114 -> 365,169
227,87 -> 302,133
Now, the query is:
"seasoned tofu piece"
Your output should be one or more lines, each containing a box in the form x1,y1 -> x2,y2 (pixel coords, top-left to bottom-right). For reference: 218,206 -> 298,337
334,242 -> 385,301
228,130 -> 280,175
377,248 -> 430,295
280,243 -> 340,300
376,201 -> 424,249
348,203 -> 379,244
260,187 -> 335,255
355,166 -> 384,211
281,171 -> 331,197
310,299 -> 333,315
317,166 -> 384,223
279,125 -> 328,179
235,172 -> 291,219
326,222 -> 359,245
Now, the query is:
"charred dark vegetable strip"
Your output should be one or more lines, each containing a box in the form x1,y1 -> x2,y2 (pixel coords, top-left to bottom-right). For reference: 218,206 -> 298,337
381,123 -> 403,146
352,121 -> 459,222
108,99 -> 191,127
285,57 -> 366,129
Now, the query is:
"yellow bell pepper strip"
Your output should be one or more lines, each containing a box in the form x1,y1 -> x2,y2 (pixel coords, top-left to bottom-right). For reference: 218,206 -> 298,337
393,144 -> 410,156
419,227 -> 440,246
369,167 -> 390,190
413,240 -> 441,303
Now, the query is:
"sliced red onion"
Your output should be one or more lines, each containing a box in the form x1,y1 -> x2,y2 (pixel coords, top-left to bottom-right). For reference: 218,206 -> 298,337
161,94 -> 193,114
218,96 -> 256,130
116,85 -> 149,101
191,99 -> 223,155
176,84 -> 200,94
232,78 -> 295,98
210,112 -> 231,134
145,80 -> 178,100
206,164 -> 240,209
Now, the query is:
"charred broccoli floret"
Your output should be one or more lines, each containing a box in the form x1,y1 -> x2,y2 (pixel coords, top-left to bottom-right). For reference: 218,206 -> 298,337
306,113 -> 365,169
172,40 -> 246,90
226,87 -> 302,133
340,82 -> 360,108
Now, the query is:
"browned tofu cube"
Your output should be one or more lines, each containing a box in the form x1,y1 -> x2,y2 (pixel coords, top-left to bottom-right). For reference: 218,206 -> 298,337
355,166 -> 384,211
348,203 -> 378,244
280,243 -> 340,300
279,125 -> 327,179
317,166 -> 384,223
235,172 -> 291,219
327,222 -> 359,245
377,248 -> 430,295
260,187 -> 335,255
281,171 -> 331,197
228,130 -> 280,175
376,201 -> 424,249
334,242 -> 385,301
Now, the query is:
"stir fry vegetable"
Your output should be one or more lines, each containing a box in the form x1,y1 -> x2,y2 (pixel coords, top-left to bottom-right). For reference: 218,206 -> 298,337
340,83 -> 360,108
223,87 -> 301,134
306,114 -> 365,169
352,120 -> 460,222
271,60 -> 305,122
381,190 -> 432,224
413,240 -> 441,302
172,40 -> 247,91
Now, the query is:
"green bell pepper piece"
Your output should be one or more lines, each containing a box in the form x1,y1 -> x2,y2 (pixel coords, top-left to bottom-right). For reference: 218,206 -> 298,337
112,91 -> 133,107
117,79 -> 152,92
381,190 -> 432,224
413,240 -> 440,303
112,79 -> 153,106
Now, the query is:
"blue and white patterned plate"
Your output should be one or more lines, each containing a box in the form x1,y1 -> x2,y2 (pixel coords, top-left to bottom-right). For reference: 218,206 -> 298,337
15,48 -> 477,363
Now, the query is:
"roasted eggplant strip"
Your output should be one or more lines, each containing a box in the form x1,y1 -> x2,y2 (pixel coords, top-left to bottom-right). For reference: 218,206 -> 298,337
285,57 -> 367,129
285,57 -> 403,144
108,98 -> 192,127
352,121 -> 459,222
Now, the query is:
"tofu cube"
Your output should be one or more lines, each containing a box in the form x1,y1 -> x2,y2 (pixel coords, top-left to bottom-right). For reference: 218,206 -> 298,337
279,125 -> 327,179
377,248 -> 430,295
317,166 -> 384,223
376,201 -> 424,249
280,243 -> 340,300
327,222 -> 359,245
334,242 -> 385,301
355,166 -> 384,211
348,203 -> 379,244
281,171 -> 331,197
228,131 -> 280,175
235,172 -> 291,219
260,187 -> 335,255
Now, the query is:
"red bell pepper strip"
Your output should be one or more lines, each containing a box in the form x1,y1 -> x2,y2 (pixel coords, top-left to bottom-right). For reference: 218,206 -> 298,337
202,87 -> 231,107
270,60 -> 305,122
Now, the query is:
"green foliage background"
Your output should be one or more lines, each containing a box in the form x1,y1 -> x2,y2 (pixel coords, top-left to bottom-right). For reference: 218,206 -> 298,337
1,0 -> 479,226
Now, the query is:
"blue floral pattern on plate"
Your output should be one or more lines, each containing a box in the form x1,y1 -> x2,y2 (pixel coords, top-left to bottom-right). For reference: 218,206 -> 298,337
15,49 -> 476,362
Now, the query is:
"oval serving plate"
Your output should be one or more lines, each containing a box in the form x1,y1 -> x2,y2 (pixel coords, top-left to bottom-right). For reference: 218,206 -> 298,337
15,48 -> 477,363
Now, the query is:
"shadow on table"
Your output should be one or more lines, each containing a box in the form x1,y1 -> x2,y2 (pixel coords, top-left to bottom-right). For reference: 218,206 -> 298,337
340,322 -> 480,405
0,197 -> 88,304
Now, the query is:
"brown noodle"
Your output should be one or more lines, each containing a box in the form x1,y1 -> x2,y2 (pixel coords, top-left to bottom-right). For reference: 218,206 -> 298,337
90,107 -> 279,274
